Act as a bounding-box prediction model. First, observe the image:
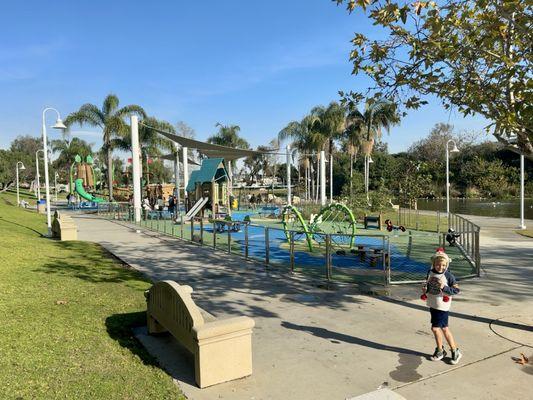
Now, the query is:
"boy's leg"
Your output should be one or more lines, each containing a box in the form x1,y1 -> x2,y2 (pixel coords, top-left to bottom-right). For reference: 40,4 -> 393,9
442,327 -> 457,349
431,327 -> 444,349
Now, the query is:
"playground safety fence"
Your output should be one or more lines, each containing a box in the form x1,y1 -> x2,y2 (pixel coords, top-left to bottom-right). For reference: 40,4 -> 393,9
97,204 -> 480,286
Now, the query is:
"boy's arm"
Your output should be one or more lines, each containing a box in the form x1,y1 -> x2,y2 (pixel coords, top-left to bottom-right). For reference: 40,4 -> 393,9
443,271 -> 460,295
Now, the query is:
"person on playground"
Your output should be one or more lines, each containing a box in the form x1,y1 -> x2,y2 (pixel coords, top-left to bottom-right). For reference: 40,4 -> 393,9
420,247 -> 462,364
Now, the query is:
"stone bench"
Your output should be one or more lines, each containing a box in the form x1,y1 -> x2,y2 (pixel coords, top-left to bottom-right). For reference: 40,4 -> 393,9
145,280 -> 255,388
51,211 -> 77,241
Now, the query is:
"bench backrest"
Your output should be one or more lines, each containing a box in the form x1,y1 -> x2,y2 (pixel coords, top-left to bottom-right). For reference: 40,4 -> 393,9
147,280 -> 204,352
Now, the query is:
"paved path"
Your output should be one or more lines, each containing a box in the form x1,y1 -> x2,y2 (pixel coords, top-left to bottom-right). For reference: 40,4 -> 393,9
73,214 -> 533,400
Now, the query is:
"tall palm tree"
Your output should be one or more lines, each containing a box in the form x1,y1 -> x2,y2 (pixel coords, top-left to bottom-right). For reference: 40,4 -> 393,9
311,102 -> 347,202
207,123 -> 249,149
278,114 -> 324,201
111,117 -> 175,186
343,119 -> 365,196
346,99 -> 399,194
64,94 -> 146,200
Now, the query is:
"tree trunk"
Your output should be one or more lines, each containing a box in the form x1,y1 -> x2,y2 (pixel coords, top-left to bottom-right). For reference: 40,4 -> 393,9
349,152 -> 353,197
107,147 -> 114,201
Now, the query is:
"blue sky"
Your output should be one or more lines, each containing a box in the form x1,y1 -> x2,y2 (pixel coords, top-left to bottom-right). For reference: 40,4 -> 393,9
0,0 -> 489,153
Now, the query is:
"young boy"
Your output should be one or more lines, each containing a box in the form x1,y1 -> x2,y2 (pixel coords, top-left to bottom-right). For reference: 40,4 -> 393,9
421,247 -> 462,364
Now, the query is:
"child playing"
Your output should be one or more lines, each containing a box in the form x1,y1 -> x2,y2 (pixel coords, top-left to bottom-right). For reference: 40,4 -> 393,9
421,247 -> 462,364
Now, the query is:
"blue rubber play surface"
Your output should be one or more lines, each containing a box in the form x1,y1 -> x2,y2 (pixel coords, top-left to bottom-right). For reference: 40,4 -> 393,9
202,210 -> 429,274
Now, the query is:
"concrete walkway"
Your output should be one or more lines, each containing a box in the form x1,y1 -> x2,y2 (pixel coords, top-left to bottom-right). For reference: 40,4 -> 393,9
73,214 -> 533,400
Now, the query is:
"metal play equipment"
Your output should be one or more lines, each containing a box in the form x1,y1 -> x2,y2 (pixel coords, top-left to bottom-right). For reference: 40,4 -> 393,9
281,202 -> 357,251
281,205 -> 313,251
309,203 -> 357,248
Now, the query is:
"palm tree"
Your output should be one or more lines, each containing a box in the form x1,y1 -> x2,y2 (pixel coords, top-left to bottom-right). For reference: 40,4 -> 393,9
278,114 -> 324,201
64,94 -> 146,200
311,102 -> 346,202
343,120 -> 365,196
111,117 -> 175,186
207,123 -> 249,149
346,99 -> 399,195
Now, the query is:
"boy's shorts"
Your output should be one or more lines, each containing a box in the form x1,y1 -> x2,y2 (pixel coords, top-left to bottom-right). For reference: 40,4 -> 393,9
430,308 -> 449,328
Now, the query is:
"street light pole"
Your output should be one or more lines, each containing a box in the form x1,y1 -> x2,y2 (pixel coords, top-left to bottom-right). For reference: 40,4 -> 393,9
520,154 -> 526,229
446,139 -> 459,217
16,161 -> 26,206
54,172 -> 59,202
42,107 -> 66,236
35,149 -> 44,201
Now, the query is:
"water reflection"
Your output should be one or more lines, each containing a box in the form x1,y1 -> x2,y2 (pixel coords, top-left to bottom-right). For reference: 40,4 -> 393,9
416,198 -> 533,219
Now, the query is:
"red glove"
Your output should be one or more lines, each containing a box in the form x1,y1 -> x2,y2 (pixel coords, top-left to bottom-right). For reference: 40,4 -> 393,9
443,295 -> 450,302
420,294 -> 427,301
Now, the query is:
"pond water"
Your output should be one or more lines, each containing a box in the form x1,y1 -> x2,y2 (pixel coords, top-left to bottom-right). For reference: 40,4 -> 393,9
416,198 -> 533,219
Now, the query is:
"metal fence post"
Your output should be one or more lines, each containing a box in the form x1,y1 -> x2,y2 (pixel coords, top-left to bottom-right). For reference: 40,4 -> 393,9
385,237 -> 391,285
289,231 -> 295,273
265,227 -> 270,265
227,223 -> 231,254
213,221 -> 217,248
200,217 -> 204,244
244,223 -> 249,258
190,218 -> 194,242
475,230 -> 481,276
325,234 -> 332,281
416,209 -> 419,230
437,210 -> 440,234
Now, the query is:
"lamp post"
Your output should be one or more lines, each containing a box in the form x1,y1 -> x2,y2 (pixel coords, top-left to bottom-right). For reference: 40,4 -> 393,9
16,161 -> 26,205
54,172 -> 59,202
42,107 -> 66,236
519,154 -> 526,229
35,149 -> 44,200
446,139 -> 460,217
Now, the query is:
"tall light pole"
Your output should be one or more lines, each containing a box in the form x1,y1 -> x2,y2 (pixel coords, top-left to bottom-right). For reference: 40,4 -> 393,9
519,154 -> 526,229
286,144 -> 291,205
16,161 -> 26,205
35,149 -> 44,200
54,172 -> 59,202
42,107 -> 66,236
446,139 -> 460,217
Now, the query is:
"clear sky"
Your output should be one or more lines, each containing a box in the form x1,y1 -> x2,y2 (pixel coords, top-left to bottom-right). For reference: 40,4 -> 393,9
0,0 -> 489,153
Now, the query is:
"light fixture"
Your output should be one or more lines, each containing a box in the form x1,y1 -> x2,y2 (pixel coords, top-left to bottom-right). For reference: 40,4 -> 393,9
52,118 -> 67,130
19,162 -> 26,171
368,156 -> 374,164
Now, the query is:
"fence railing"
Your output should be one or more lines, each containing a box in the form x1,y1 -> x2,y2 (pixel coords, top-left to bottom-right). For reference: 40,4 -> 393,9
96,205 -> 480,286
448,212 -> 481,277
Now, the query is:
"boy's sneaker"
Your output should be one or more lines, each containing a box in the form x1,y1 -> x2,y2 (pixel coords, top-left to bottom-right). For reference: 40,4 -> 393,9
450,348 -> 463,365
430,347 -> 447,361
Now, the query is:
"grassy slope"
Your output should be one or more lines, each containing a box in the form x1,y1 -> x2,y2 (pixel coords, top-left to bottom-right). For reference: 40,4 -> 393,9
0,193 -> 184,399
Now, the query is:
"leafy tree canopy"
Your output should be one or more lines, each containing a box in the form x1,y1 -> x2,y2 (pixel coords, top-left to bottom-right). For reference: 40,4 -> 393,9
335,0 -> 532,158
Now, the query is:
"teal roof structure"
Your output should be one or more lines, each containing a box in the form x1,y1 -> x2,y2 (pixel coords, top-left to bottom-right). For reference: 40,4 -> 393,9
185,158 -> 228,192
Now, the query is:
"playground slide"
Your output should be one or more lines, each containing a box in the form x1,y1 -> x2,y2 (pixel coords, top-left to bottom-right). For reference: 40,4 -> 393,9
184,197 -> 208,221
74,178 -> 105,203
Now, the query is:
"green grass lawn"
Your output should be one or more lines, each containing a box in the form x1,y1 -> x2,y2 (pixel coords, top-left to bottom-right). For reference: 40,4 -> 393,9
0,193 -> 184,399
516,229 -> 533,238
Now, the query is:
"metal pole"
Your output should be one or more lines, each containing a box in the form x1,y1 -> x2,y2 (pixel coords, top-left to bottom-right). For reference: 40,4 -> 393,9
213,221 -> 217,248
227,224 -> 231,254
325,235 -> 332,281
475,230 -> 481,277
320,150 -> 326,206
265,227 -> 270,265
386,238 -> 391,285
289,231 -> 295,273
35,151 -> 41,201
200,217 -> 204,244
329,153 -> 333,203
131,116 -> 142,223
245,223 -> 249,258
520,154 -> 526,229
446,143 -> 450,217
16,164 -> 20,205
181,215 -> 184,238
173,143 -> 181,216
182,146 -> 188,202
286,145 -> 291,205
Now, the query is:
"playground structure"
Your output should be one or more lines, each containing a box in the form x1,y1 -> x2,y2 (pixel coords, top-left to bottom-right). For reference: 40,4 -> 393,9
70,154 -> 105,203
281,203 -> 357,251
184,158 -> 231,221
